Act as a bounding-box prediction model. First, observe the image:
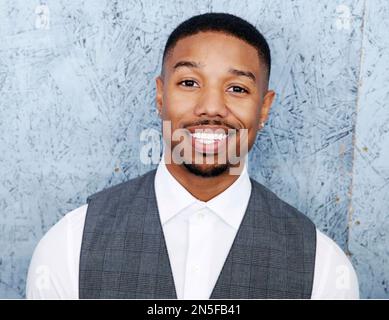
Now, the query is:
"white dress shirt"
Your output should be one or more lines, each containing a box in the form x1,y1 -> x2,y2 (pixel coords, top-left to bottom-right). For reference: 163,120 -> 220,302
26,157 -> 359,299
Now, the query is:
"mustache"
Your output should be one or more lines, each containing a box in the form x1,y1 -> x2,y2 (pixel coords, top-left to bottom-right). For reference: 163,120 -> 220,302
183,119 -> 238,130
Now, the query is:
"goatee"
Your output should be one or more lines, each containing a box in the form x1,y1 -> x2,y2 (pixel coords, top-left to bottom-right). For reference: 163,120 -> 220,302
182,162 -> 229,178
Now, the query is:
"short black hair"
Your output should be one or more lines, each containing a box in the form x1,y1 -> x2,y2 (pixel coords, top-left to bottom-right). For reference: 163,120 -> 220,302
162,13 -> 271,80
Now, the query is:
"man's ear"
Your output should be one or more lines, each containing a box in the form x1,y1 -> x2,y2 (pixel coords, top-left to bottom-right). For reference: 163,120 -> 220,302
258,90 -> 276,129
155,75 -> 164,116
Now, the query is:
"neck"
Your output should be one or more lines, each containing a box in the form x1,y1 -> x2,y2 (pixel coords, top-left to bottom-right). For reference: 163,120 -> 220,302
164,154 -> 245,202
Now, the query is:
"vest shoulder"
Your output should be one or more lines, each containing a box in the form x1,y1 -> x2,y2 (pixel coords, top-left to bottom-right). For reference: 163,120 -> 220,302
250,178 -> 316,226
86,168 -> 157,203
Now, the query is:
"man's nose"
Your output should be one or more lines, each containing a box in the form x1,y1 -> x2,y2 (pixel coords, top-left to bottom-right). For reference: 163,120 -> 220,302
193,87 -> 228,118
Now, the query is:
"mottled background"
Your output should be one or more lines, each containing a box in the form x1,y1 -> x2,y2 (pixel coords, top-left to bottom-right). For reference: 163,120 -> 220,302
0,0 -> 388,298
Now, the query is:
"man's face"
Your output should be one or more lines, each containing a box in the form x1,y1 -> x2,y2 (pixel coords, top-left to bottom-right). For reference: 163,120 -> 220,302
156,31 -> 275,177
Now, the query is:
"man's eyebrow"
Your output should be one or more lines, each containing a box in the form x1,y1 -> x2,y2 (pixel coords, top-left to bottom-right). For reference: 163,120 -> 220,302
172,61 -> 256,83
173,60 -> 201,70
228,68 -> 256,83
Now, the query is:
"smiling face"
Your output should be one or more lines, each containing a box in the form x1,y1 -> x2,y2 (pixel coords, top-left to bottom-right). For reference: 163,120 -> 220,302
156,31 -> 275,177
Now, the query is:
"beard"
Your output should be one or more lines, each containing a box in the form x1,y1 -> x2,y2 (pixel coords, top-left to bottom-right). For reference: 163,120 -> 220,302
182,160 -> 229,178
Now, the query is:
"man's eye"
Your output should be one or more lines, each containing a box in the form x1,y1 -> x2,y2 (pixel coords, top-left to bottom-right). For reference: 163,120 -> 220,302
227,86 -> 248,94
179,80 -> 199,87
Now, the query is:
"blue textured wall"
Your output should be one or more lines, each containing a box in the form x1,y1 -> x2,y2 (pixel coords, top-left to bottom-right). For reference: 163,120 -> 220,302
348,0 -> 389,298
0,0 -> 387,298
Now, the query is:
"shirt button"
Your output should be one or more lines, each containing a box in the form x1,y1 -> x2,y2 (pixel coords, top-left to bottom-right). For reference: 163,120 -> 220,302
197,209 -> 207,219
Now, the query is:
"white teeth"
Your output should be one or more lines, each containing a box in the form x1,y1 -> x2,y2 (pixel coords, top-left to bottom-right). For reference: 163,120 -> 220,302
191,132 -> 227,142
197,139 -> 214,145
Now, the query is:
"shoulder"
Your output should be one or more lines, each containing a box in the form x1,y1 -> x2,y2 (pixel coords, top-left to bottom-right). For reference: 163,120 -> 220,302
315,229 -> 357,273
312,229 -> 360,299
26,204 -> 87,299
34,204 -> 87,249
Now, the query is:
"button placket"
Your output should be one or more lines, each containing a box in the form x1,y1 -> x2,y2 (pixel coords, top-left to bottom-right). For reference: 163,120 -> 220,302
183,208 -> 212,299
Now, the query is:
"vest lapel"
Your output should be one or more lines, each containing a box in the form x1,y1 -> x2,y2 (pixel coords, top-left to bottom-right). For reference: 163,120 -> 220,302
141,170 -> 178,298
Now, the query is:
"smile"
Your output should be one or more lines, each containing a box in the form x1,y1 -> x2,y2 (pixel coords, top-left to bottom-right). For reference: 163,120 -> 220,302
187,129 -> 234,155
190,132 -> 228,144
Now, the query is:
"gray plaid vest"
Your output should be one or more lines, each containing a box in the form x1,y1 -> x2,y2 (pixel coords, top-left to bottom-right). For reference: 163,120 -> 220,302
79,169 -> 316,299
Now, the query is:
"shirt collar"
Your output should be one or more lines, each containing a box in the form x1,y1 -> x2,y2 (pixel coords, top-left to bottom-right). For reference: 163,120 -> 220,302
154,154 -> 252,229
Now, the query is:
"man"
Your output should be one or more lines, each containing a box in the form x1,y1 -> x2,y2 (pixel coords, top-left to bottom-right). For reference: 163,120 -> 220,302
26,13 -> 359,299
